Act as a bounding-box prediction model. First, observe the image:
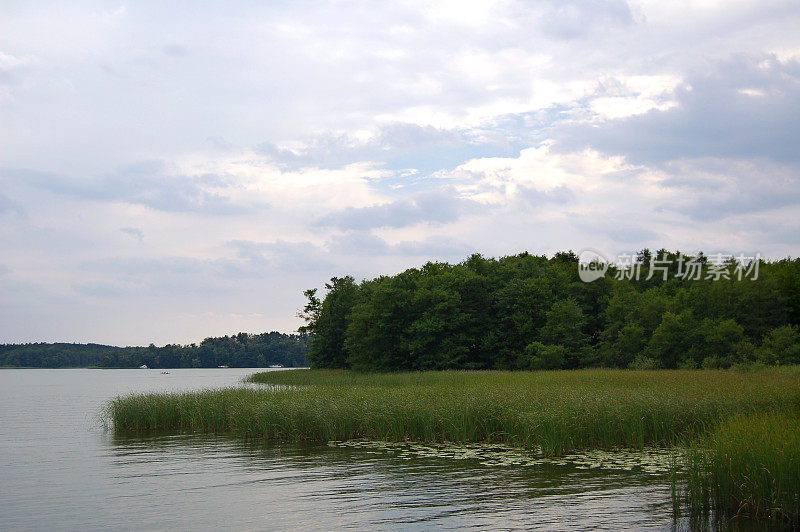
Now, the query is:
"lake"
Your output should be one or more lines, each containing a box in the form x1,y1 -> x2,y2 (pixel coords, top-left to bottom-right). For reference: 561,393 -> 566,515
0,368 -> 690,530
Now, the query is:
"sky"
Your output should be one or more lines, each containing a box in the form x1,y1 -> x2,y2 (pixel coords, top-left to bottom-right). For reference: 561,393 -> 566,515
1,0 -> 800,346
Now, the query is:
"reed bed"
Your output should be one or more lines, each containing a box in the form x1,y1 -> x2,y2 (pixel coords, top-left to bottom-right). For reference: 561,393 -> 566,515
678,411 -> 800,525
109,369 -> 800,456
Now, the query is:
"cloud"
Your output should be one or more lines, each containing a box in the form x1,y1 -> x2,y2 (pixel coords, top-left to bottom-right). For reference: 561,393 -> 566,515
75,240 -> 337,302
71,279 -> 141,298
227,239 -> 336,272
0,51 -> 32,104
0,191 -> 24,216
87,247 -> 329,283
316,189 -> 481,230
258,121 -> 520,174
161,43 -> 189,57
653,158 -> 800,220
326,231 -> 471,259
324,231 -> 389,256
533,0 -> 634,40
517,184 -> 574,207
120,227 -> 144,242
573,217 -> 661,244
88,256 -> 227,277
0,164 -> 253,214
0,51 -> 29,72
556,55 -> 800,164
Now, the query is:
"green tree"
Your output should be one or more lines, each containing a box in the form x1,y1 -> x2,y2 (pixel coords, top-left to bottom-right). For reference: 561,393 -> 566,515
756,325 -> 800,365
646,311 -> 697,368
539,299 -> 591,368
345,274 -> 416,371
690,318 -> 744,367
521,341 -> 567,370
304,276 -> 359,368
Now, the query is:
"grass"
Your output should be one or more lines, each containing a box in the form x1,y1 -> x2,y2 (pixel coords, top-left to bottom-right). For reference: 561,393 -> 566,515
109,368 -> 800,456
677,411 -> 800,525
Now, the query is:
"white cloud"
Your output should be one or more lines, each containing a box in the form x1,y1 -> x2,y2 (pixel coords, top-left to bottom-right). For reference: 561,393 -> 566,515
589,76 -> 681,119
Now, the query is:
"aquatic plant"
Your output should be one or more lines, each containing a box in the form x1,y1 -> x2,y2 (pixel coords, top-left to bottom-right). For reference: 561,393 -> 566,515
678,411 -> 800,525
110,368 -> 800,456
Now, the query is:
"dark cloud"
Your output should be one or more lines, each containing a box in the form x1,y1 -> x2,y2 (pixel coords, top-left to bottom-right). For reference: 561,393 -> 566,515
88,256 -> 224,277
71,257 -> 235,299
517,184 -> 574,207
71,239 -> 338,302
120,227 -> 144,242
390,237 -> 472,258
161,44 -> 189,57
226,240 -> 335,272
0,191 -> 24,216
662,180 -> 800,221
71,279 -> 141,298
604,226 -> 660,243
316,189 -> 481,230
533,0 -> 633,40
0,164 -> 252,214
556,55 -> 800,164
99,254 -> 288,286
654,158 -> 800,220
570,213 -> 661,245
766,225 -> 800,246
76,259 -> 294,301
325,232 -> 390,256
258,122 -> 521,174
326,231 -> 471,259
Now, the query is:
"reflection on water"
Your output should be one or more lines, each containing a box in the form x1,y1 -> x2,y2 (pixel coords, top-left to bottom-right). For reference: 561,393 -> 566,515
106,434 -> 682,531
0,368 -> 745,531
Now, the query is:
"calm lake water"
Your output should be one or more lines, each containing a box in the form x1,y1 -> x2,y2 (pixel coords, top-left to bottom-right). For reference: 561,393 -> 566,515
0,368 -> 694,531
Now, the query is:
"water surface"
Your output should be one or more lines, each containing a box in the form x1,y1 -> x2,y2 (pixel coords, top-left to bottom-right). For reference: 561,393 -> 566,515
1,368 -> 690,530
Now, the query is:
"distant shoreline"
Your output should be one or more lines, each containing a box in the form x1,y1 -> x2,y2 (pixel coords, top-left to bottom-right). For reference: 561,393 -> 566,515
0,365 -> 308,369
0,333 -> 311,369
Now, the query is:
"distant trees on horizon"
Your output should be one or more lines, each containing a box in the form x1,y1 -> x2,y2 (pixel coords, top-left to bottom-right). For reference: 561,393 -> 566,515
0,331 -> 310,369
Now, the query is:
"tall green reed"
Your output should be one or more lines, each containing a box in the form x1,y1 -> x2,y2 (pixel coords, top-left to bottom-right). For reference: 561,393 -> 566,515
678,411 -> 800,525
110,369 -> 800,456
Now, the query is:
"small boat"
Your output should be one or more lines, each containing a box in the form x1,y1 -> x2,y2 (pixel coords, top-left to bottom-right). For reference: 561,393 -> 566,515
269,364 -> 284,368
218,365 -> 229,368
139,364 -> 148,369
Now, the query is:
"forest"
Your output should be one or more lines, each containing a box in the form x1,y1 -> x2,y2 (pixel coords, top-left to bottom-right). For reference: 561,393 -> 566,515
299,249 -> 800,371
0,331 -> 310,368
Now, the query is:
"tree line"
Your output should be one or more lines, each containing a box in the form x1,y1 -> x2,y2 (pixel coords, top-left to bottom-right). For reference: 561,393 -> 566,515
299,250 -> 800,371
0,331 -> 310,368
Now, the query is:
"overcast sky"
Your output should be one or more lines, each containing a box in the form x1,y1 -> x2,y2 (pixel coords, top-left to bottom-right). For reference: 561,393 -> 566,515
2,0 -> 799,345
